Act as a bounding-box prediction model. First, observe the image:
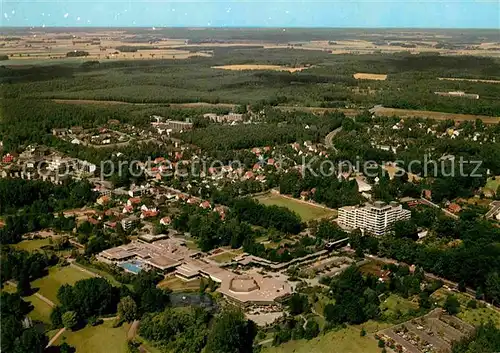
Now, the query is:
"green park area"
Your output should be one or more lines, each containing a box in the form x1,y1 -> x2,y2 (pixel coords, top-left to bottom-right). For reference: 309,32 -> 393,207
157,276 -> 202,292
380,294 -> 419,316
14,238 -> 53,252
31,265 -> 94,304
431,288 -> 500,327
1,283 -> 53,325
484,176 -> 500,194
263,325 -> 380,353
53,320 -> 131,353
255,193 -> 337,222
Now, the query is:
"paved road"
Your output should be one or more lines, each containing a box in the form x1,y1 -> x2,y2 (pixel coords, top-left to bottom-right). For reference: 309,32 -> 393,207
419,198 -> 459,220
46,328 -> 66,348
6,280 -> 55,307
256,338 -> 273,346
324,126 -> 343,152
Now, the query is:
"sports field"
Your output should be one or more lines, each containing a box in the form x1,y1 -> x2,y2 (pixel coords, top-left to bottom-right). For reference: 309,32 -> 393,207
31,266 -> 94,304
263,326 -> 379,353
54,320 -> 130,353
14,238 -> 53,252
255,193 -> 337,222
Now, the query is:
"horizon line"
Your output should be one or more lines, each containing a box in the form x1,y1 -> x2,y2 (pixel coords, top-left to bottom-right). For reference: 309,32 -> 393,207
1,26 -> 499,30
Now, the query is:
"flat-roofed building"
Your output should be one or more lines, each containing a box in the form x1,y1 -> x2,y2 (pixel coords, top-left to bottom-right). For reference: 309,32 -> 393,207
338,201 -> 411,236
175,258 -> 292,307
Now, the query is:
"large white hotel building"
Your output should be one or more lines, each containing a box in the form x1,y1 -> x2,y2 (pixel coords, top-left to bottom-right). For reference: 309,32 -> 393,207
338,201 -> 411,236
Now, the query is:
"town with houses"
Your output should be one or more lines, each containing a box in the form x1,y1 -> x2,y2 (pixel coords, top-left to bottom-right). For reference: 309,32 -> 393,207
1,25 -> 500,353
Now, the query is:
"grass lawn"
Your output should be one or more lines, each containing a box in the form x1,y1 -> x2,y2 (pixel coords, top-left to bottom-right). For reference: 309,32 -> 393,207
263,326 -> 379,353
185,240 -> 200,251
25,294 -> 53,324
31,265 -> 94,304
135,336 -> 163,353
484,176 -> 500,194
380,294 -> 419,316
14,238 -> 53,252
210,251 -> 238,263
1,283 -> 52,324
358,260 -> 385,277
157,276 -> 202,292
255,194 -> 337,222
313,294 -> 335,318
354,320 -> 393,334
73,262 -> 123,288
54,320 -> 130,353
431,288 -> 500,327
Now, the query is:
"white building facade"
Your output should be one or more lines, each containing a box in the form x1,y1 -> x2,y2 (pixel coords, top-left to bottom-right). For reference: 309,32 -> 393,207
338,201 -> 411,236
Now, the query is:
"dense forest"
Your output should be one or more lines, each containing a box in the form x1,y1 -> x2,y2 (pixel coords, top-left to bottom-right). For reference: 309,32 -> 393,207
1,50 -> 500,115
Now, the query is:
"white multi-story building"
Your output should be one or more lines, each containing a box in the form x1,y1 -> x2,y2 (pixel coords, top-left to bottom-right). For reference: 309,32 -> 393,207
338,201 -> 411,236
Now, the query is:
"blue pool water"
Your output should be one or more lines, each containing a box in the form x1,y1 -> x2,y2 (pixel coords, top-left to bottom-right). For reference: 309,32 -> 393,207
119,260 -> 143,274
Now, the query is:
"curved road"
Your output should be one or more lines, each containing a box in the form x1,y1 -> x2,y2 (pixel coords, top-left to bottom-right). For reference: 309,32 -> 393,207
324,126 -> 342,152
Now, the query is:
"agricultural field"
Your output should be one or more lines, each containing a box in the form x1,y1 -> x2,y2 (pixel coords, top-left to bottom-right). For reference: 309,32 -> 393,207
255,193 -> 337,222
31,265 -> 94,304
353,72 -> 388,80
438,77 -> 500,84
212,64 -> 309,72
263,326 -> 380,353
52,320 -> 131,353
371,106 -> 500,124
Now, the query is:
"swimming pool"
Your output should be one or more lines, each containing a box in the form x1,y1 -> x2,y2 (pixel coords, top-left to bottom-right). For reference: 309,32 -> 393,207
119,260 -> 144,274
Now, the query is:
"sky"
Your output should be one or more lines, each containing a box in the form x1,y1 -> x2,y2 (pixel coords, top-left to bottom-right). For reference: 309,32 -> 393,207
0,0 -> 499,28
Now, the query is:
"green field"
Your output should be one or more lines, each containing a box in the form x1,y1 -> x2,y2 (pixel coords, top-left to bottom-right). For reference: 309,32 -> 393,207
157,276 -> 202,292
14,238 -> 53,251
210,251 -> 239,263
1,283 -> 52,324
31,265 -> 94,304
256,194 -> 337,222
380,294 -> 419,316
484,176 -> 500,194
26,294 -> 53,324
263,326 -> 379,353
54,320 -> 130,353
431,288 -> 500,327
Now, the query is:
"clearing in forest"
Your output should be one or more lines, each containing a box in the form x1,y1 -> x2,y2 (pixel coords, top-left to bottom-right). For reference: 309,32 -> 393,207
353,73 -> 388,80
255,193 -> 337,221
438,77 -> 500,84
212,64 -> 308,72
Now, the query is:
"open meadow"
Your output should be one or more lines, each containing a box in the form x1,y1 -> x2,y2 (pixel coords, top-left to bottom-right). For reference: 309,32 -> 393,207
263,326 -> 380,353
31,265 -> 94,304
1,283 -> 53,324
255,193 -> 337,222
14,237 -> 54,251
53,320 -> 131,353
